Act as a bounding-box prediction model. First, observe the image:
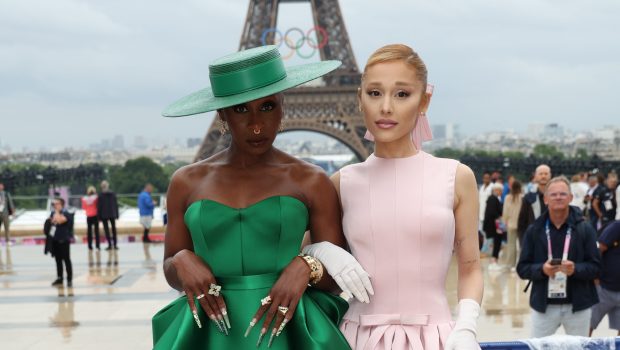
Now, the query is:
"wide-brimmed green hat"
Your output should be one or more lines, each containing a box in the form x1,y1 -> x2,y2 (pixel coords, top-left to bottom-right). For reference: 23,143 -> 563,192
163,45 -> 341,117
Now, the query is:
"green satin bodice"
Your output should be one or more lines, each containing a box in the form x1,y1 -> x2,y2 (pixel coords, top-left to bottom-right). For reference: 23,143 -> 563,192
184,196 -> 308,276
152,195 -> 350,350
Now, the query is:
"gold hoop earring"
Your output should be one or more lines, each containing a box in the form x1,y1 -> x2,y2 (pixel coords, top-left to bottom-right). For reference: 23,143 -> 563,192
218,118 -> 228,135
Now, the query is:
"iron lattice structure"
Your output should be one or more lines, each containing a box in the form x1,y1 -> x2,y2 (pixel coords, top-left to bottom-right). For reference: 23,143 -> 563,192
195,0 -> 372,161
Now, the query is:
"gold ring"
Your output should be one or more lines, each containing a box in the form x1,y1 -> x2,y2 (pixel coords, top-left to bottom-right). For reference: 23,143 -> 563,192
261,295 -> 272,306
208,283 -> 222,297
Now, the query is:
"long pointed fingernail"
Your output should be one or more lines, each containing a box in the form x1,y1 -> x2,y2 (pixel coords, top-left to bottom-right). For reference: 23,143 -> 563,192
244,319 -> 256,338
222,308 -> 231,329
267,329 -> 276,348
192,311 -> 202,329
211,316 -> 223,333
256,328 -> 266,347
276,319 -> 287,337
222,320 -> 229,335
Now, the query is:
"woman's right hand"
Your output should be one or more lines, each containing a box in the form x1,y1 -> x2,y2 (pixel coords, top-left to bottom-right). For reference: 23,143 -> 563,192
172,249 -> 230,333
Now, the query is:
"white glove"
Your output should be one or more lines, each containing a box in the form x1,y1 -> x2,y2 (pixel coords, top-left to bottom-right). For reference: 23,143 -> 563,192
445,299 -> 481,350
302,241 -> 374,303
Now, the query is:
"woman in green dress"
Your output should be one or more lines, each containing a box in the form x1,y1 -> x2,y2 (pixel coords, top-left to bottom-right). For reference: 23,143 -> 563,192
152,45 -> 368,349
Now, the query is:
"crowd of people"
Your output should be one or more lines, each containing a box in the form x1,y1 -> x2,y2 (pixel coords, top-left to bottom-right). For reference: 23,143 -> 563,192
479,166 -> 620,338
40,181 -> 163,287
2,40 -> 619,348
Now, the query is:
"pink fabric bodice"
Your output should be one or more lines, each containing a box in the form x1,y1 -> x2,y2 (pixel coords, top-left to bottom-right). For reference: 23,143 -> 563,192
339,151 -> 459,350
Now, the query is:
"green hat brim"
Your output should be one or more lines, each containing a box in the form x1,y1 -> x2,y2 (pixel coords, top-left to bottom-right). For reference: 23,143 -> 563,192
163,60 -> 341,117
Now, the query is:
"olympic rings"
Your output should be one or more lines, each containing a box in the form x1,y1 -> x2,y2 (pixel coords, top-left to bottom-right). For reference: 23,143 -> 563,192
260,26 -> 329,60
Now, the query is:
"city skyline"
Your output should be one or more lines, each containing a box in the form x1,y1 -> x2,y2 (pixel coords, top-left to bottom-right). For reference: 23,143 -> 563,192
1,0 -> 619,149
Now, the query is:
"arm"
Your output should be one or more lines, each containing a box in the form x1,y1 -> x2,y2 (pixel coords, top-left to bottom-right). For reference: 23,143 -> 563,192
163,172 -> 198,291
571,223 -> 601,280
301,170 -> 374,303
147,195 -> 156,210
163,168 -> 228,330
516,226 -> 546,281
250,168 -> 358,341
8,193 -> 15,215
52,211 -> 68,225
446,164 -> 483,350
592,198 -> 603,219
453,164 -> 483,303
517,199 -> 530,235
113,193 -> 119,219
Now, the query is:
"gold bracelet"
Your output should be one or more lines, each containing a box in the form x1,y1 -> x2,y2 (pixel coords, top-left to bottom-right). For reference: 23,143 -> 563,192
297,253 -> 324,285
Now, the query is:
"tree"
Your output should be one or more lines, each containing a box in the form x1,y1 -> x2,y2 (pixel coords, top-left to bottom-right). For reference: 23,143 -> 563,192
110,157 -> 168,194
574,148 -> 589,160
433,148 -> 464,159
532,144 -> 564,159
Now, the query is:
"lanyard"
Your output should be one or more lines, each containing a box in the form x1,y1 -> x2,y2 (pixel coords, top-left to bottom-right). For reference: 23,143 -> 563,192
545,219 -> 572,261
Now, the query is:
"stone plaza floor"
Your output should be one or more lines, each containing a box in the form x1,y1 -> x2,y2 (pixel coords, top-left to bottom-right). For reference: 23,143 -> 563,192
0,243 -> 617,349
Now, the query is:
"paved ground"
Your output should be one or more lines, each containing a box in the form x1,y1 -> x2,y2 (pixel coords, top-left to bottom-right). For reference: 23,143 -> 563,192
0,243 -> 616,349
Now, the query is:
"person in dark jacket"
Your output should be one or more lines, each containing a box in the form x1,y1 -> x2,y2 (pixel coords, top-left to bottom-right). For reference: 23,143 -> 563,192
484,183 -> 504,269
517,164 -> 551,246
49,198 -> 74,287
517,176 -> 601,338
97,180 -> 119,250
0,182 -> 15,244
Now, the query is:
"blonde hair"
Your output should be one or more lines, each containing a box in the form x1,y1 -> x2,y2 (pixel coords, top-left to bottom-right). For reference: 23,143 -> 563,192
87,186 -> 96,195
363,44 -> 428,90
545,176 -> 572,194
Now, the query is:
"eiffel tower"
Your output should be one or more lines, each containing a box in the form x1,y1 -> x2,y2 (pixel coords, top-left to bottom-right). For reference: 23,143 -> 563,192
194,0 -> 372,161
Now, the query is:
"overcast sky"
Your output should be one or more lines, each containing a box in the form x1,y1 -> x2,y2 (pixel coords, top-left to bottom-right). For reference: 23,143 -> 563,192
1,0 -> 618,150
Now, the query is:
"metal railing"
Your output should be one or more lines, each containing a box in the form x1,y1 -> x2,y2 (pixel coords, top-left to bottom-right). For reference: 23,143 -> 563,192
11,193 -> 166,212
480,337 -> 620,349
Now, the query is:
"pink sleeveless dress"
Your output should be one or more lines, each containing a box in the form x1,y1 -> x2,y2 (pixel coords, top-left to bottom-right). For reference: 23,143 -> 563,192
339,151 -> 459,350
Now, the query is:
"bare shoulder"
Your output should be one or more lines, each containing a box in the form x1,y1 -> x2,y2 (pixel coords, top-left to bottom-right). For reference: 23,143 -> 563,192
455,163 -> 476,184
330,171 -> 341,188
281,154 -> 337,204
286,156 -> 332,186
168,153 -> 225,200
454,163 -> 478,207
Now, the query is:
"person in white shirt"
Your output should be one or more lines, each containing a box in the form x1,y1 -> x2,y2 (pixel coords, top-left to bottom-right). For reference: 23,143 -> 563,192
570,174 -> 587,212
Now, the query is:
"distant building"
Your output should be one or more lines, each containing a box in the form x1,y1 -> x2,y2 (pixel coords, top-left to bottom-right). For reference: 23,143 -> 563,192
112,135 -> 125,150
187,138 -> 202,148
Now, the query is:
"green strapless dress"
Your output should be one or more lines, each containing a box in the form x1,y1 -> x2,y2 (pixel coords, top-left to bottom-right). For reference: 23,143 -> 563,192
152,196 -> 350,349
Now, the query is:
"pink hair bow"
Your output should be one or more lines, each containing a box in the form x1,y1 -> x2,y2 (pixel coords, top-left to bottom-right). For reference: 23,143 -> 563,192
364,84 -> 434,150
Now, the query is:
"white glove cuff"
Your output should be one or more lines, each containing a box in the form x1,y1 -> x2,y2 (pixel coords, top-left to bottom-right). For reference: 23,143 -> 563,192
453,299 -> 480,335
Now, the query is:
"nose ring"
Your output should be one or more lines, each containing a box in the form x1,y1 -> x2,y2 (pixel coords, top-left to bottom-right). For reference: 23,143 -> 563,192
253,127 -> 261,135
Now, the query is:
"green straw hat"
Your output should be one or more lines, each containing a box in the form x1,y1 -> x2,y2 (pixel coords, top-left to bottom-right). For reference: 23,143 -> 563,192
163,45 -> 341,117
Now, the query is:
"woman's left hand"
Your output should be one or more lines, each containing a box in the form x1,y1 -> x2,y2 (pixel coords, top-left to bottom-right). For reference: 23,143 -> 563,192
247,257 -> 310,347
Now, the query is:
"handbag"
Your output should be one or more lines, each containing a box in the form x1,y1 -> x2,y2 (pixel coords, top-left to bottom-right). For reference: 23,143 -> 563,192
43,218 -> 55,257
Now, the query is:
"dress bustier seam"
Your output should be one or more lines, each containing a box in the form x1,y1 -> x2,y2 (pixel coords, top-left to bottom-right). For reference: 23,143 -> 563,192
238,210 -> 245,274
276,196 -> 283,271
197,201 -> 211,263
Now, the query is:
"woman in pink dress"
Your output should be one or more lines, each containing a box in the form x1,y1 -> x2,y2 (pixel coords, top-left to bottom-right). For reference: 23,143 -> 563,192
307,44 -> 483,349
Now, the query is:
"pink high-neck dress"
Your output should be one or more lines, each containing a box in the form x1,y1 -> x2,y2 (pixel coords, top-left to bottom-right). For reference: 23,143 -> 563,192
339,151 -> 459,350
